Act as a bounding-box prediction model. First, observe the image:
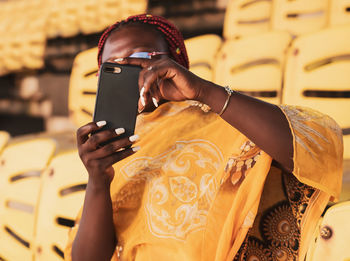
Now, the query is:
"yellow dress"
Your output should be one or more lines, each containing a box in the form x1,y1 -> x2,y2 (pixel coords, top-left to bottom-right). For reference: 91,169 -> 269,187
65,101 -> 343,261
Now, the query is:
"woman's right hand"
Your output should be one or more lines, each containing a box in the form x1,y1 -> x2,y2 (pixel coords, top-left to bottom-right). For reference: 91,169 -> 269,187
76,120 -> 139,186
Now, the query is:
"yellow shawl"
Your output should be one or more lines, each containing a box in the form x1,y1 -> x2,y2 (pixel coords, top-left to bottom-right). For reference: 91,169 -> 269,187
65,101 -> 343,261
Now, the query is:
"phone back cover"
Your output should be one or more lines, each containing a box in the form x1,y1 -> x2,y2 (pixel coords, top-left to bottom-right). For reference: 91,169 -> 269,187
93,62 -> 141,138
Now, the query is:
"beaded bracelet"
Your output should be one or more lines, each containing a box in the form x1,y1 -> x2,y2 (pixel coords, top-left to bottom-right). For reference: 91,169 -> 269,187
218,86 -> 234,116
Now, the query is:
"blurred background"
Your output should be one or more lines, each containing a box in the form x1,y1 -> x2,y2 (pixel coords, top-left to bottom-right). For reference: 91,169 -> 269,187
0,0 -> 349,260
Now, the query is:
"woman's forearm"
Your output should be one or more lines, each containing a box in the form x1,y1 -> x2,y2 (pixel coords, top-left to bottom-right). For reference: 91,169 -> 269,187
72,180 -> 116,261
198,81 -> 293,172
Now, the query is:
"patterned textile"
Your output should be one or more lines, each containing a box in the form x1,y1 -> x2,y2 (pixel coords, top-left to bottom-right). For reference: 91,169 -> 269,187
65,102 -> 343,261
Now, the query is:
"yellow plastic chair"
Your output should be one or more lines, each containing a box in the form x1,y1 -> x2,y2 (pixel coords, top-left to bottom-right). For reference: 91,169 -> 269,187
282,25 -> 350,158
0,138 -> 56,261
33,150 -> 88,261
329,0 -> 350,27
46,0 -> 61,39
214,31 -> 292,104
185,34 -> 222,82
120,0 -> 148,20
22,1 -> 47,70
0,131 -> 10,153
305,201 -> 350,261
223,0 -> 272,39
78,0 -> 104,35
68,47 -> 99,128
98,0 -> 123,29
271,0 -> 329,36
56,0 -> 80,38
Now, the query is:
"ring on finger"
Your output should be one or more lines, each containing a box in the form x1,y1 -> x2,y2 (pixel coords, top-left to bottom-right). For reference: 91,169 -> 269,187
147,66 -> 153,71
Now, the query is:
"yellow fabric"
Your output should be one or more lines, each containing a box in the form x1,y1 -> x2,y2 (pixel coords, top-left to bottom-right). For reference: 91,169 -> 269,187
279,105 -> 343,201
65,102 -> 343,261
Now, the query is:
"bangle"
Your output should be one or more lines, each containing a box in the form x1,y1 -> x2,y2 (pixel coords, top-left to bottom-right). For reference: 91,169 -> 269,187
218,86 -> 234,116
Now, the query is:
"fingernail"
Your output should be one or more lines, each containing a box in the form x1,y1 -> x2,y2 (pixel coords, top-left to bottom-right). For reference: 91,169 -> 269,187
138,107 -> 144,113
96,120 -> 107,127
141,96 -> 146,107
115,128 -> 125,135
114,58 -> 124,62
129,134 -> 139,142
152,97 -> 159,108
132,146 -> 141,152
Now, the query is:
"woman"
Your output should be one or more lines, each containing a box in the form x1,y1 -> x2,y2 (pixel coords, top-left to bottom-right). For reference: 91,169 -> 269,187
65,14 -> 343,261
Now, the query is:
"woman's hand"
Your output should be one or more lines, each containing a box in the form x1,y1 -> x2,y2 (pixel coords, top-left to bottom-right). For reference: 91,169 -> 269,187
116,57 -> 207,112
76,121 -> 139,186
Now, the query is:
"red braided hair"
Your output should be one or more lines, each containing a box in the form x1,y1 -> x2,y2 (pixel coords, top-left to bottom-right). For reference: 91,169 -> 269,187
97,14 -> 189,69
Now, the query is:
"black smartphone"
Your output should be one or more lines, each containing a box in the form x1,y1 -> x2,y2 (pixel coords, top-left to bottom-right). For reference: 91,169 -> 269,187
93,62 -> 141,141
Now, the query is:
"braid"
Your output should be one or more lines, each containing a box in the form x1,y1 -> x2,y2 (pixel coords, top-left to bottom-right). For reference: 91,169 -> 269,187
97,14 -> 189,69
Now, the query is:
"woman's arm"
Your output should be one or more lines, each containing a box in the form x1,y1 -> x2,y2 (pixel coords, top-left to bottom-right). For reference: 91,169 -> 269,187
72,122 -> 139,260
116,57 -> 293,172
72,180 -> 116,261
197,81 -> 293,172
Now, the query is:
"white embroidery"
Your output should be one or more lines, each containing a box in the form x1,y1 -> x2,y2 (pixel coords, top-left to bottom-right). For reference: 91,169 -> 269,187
280,105 -> 341,158
120,140 -> 223,241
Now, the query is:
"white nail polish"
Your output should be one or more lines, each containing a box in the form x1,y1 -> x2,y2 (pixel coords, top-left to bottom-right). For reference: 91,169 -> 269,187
152,97 -> 159,108
114,58 -> 124,62
96,120 -> 107,127
132,146 -> 141,152
140,87 -> 146,107
129,134 -> 139,142
115,128 -> 125,135
141,96 -> 146,107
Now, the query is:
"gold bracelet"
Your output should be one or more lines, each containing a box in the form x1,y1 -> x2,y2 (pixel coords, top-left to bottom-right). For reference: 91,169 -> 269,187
218,86 -> 234,116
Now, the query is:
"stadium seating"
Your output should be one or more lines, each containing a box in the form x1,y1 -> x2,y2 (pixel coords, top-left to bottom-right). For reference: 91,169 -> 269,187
33,150 -> 88,261
185,34 -> 222,81
0,138 -> 56,260
305,201 -> 350,261
98,0 -> 123,30
282,25 -> 350,159
214,31 -> 292,104
329,0 -> 350,27
78,0 -> 104,35
55,0 -> 80,38
120,0 -> 148,20
68,47 -> 99,127
271,0 -> 329,36
223,0 -> 272,39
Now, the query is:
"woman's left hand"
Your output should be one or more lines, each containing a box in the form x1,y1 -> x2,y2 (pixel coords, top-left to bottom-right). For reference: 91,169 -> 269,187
116,57 -> 206,111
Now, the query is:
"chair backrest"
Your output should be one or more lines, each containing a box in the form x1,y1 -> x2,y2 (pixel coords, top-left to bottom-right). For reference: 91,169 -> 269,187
305,201 -> 350,261
33,150 -> 88,261
68,47 -> 99,127
0,138 -> 56,261
77,0 -> 103,35
214,31 -> 291,104
271,0 -> 329,36
0,131 -> 10,153
223,0 -> 272,39
282,25 -> 350,158
119,0 -> 148,19
185,34 -> 222,82
329,0 -> 350,27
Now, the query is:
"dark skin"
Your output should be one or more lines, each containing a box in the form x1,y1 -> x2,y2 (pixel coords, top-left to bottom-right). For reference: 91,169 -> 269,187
72,24 -> 293,261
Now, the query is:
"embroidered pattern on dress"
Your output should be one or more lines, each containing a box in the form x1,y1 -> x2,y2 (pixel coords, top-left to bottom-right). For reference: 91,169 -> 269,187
234,172 -> 315,261
119,140 -> 223,241
279,105 -> 342,158
222,140 -> 261,187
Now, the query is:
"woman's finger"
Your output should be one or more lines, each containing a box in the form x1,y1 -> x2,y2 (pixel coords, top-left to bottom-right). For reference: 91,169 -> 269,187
84,127 -> 126,152
115,57 -> 152,69
76,121 -> 107,146
100,146 -> 140,169
86,134 -> 138,159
